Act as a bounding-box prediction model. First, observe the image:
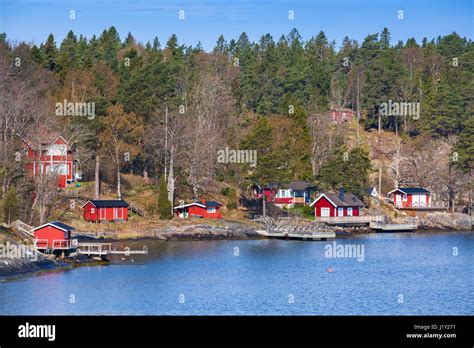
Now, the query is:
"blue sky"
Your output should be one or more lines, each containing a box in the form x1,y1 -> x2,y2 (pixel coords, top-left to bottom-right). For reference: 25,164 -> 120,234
0,0 -> 472,50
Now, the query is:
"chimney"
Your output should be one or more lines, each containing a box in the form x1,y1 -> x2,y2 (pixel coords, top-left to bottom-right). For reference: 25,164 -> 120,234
201,198 -> 206,205
339,188 -> 345,202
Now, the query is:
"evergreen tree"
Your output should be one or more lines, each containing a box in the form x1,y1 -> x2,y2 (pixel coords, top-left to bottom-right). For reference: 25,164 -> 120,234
158,176 -> 172,219
2,186 -> 19,224
453,116 -> 474,172
40,34 -> 58,71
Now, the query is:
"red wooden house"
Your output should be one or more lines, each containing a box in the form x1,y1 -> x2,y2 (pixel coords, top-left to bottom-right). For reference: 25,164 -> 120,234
329,108 -> 354,124
252,181 -> 315,207
253,183 -> 278,202
82,200 -> 129,222
310,189 -> 364,217
33,221 -> 77,251
387,187 -> 431,208
174,199 -> 222,219
23,135 -> 80,188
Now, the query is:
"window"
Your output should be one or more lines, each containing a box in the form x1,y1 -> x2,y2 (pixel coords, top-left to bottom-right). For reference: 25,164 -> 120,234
207,207 -> 216,213
91,208 -> 95,214
402,194 -> 408,202
46,144 -> 66,156
321,208 -> 330,217
347,207 -> 353,216
46,163 -> 67,175
337,207 -> 344,217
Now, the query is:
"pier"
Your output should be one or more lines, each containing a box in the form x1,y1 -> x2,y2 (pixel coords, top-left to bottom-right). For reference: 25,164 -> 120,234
254,216 -> 336,241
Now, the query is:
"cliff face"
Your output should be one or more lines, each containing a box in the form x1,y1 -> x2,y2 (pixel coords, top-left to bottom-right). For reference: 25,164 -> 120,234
418,212 -> 473,231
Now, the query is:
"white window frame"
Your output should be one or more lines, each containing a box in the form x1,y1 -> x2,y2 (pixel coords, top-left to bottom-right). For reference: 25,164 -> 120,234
91,208 -> 95,214
347,207 -> 353,216
402,194 -> 408,202
321,208 -> 330,217
207,207 -> 216,213
337,207 -> 344,217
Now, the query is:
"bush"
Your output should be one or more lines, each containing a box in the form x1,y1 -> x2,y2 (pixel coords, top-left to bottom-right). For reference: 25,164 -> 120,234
226,202 -> 237,210
221,187 -> 235,196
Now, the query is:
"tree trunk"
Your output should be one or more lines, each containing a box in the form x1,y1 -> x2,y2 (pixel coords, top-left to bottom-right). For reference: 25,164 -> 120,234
143,163 -> 149,181
95,153 -> 100,199
117,166 -> 121,199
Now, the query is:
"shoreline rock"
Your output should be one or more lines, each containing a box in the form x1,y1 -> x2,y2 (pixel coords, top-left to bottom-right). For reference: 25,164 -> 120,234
417,212 -> 472,231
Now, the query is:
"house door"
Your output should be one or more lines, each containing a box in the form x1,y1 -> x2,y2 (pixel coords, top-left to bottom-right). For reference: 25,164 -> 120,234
114,208 -> 118,219
395,194 -> 401,206
419,195 -> 427,207
321,208 -> 330,217
412,194 -> 420,207
99,208 -> 106,220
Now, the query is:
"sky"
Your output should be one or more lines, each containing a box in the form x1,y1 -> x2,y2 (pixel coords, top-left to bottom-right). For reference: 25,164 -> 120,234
0,0 -> 472,50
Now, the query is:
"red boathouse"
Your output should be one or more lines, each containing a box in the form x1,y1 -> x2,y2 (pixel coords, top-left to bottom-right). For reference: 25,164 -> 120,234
33,221 -> 77,251
310,189 -> 364,217
387,187 -> 431,208
82,200 -> 129,222
174,199 -> 222,219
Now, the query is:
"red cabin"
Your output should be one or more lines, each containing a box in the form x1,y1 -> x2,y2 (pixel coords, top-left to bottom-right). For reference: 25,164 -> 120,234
310,189 -> 363,217
388,187 -> 431,208
329,108 -> 354,124
174,199 -> 222,219
33,221 -> 77,251
23,135 -> 81,188
82,200 -> 129,222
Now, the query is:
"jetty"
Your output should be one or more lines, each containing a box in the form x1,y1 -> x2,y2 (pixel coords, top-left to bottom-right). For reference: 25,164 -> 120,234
369,218 -> 418,232
254,216 -> 336,241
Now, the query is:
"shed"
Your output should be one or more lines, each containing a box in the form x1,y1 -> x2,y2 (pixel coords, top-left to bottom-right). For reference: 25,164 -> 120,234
82,200 -> 129,222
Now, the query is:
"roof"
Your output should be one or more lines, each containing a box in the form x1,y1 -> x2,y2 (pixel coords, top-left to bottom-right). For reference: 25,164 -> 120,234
205,201 -> 222,207
33,221 -> 75,232
262,182 -> 280,189
330,108 -> 354,113
289,181 -> 315,191
83,200 -> 129,208
310,192 -> 364,207
388,187 -> 430,195
367,187 -> 377,194
174,201 -> 222,210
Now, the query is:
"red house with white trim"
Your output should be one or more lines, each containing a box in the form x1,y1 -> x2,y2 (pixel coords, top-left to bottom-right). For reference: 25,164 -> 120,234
82,200 -> 129,222
23,135 -> 80,188
310,189 -> 364,217
174,199 -> 222,219
33,221 -> 77,251
387,187 -> 431,208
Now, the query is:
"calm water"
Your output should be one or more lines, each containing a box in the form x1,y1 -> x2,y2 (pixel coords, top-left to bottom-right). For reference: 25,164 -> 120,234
0,232 -> 473,315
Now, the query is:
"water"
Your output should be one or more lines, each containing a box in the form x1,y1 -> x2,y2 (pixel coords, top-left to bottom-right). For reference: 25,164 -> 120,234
0,232 -> 473,315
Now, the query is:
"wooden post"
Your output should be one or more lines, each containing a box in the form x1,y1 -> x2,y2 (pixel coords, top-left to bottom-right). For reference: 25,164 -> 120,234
94,153 -> 100,199
378,166 -> 382,198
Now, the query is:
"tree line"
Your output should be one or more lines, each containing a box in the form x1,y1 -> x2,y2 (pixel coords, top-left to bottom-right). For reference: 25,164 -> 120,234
0,27 -> 472,223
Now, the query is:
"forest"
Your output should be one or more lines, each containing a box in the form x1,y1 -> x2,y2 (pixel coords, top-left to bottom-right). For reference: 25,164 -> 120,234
0,27 -> 472,224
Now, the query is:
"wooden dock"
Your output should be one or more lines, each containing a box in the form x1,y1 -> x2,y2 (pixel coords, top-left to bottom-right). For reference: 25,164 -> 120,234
254,216 -> 336,241
256,229 -> 335,240
314,215 -> 384,225
76,242 -> 148,256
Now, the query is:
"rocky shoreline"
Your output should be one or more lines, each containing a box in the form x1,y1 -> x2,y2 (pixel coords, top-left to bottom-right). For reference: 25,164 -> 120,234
1,214 -> 471,279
